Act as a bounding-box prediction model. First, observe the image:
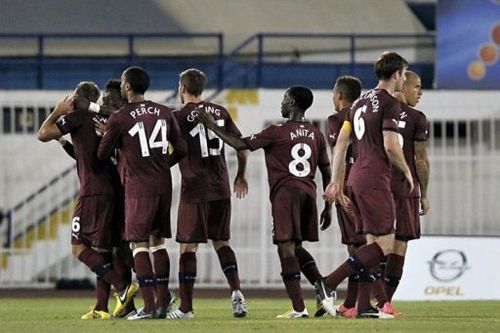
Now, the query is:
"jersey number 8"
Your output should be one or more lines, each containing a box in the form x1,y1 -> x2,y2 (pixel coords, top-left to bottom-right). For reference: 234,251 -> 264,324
289,143 -> 312,177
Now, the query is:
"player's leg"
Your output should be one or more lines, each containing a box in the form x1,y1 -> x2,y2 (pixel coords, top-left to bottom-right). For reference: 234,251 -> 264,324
276,241 -> 308,318
316,187 -> 394,316
113,243 -> 137,318
385,239 -> 407,301
213,239 -> 247,317
169,199 -> 208,319
150,235 -> 176,318
294,243 -> 322,285
127,241 -> 154,319
167,243 -> 197,319
385,197 -> 419,302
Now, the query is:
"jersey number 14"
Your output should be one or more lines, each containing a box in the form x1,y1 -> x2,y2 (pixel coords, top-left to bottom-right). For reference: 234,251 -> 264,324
128,119 -> 169,157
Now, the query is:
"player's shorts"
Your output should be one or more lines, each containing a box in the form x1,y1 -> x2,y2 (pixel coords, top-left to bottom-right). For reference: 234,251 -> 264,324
124,195 -> 172,243
347,186 -> 396,236
176,199 -> 231,243
71,195 -> 121,248
335,204 -> 366,246
394,196 -> 420,241
271,186 -> 318,244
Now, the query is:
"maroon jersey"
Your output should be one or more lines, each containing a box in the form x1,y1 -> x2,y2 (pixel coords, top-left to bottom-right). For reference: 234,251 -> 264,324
98,101 -> 184,198
325,107 -> 355,180
174,102 -> 241,203
56,111 -> 120,196
244,121 -> 330,199
392,102 -> 429,197
347,88 -> 400,189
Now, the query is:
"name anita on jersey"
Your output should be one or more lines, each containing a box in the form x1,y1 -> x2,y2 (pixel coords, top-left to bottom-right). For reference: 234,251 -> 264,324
129,105 -> 161,119
290,128 -> 315,141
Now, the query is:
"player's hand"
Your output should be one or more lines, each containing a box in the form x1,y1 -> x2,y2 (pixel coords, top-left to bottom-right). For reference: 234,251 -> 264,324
53,95 -> 74,116
93,116 -> 107,137
195,108 -> 215,128
419,197 -> 430,216
323,182 -> 341,204
233,175 -> 248,199
337,192 -> 352,211
320,204 -> 332,231
73,95 -> 90,112
404,171 -> 414,194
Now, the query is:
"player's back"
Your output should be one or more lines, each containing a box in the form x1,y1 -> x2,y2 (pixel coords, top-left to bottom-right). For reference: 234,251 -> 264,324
57,110 -> 120,196
347,88 -> 401,188
111,100 -> 177,197
247,121 -> 329,199
174,101 -> 240,202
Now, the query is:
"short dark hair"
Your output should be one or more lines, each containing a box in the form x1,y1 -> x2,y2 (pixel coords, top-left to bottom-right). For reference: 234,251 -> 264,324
335,76 -> 362,103
374,52 -> 409,80
179,68 -> 207,96
75,81 -> 100,103
105,79 -> 121,92
123,66 -> 150,94
287,85 -> 314,111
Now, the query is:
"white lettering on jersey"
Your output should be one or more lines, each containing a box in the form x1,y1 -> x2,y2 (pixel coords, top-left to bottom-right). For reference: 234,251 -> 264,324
290,128 -> 315,141
130,106 -> 161,119
400,111 -> 408,119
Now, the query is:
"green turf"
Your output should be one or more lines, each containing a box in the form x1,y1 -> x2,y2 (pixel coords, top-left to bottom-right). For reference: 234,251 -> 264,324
0,297 -> 499,333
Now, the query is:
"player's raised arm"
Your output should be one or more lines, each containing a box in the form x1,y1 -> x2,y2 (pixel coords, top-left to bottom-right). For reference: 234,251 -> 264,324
58,137 -> 76,159
97,113 -> 121,160
196,109 -> 249,151
37,96 -> 73,142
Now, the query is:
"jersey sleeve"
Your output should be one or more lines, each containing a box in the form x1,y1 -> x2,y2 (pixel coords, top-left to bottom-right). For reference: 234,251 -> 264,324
224,111 -> 242,137
55,111 -> 84,134
168,112 -> 187,156
318,133 -> 331,169
382,98 -> 401,132
243,125 -> 275,151
414,112 -> 429,142
97,113 -> 122,161
325,115 -> 342,148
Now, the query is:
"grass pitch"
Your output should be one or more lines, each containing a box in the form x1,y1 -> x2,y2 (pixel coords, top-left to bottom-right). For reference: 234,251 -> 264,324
1,297 -> 499,333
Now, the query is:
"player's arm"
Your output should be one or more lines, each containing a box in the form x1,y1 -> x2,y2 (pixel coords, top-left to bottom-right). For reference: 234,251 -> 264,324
233,150 -> 249,199
414,141 -> 430,215
97,115 -> 121,160
318,144 -> 333,230
196,110 -> 249,151
73,95 -> 116,116
58,137 -> 76,160
37,96 -> 73,142
167,115 -> 187,167
384,130 -> 414,192
323,121 -> 351,208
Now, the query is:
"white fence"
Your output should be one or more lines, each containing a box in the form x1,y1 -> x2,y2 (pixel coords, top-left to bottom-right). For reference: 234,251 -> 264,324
0,89 -> 499,288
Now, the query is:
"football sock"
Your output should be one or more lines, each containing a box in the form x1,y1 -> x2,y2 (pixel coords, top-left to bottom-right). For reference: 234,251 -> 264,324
95,252 -> 112,312
295,246 -> 322,285
379,256 -> 388,286
133,249 -> 156,313
113,248 -> 136,312
280,255 -> 305,312
343,273 -> 359,308
370,266 -> 388,307
324,242 -> 384,290
179,252 -> 197,312
78,247 -> 126,291
216,246 -> 241,291
151,246 -> 170,308
385,254 -> 405,301
356,272 -> 375,312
